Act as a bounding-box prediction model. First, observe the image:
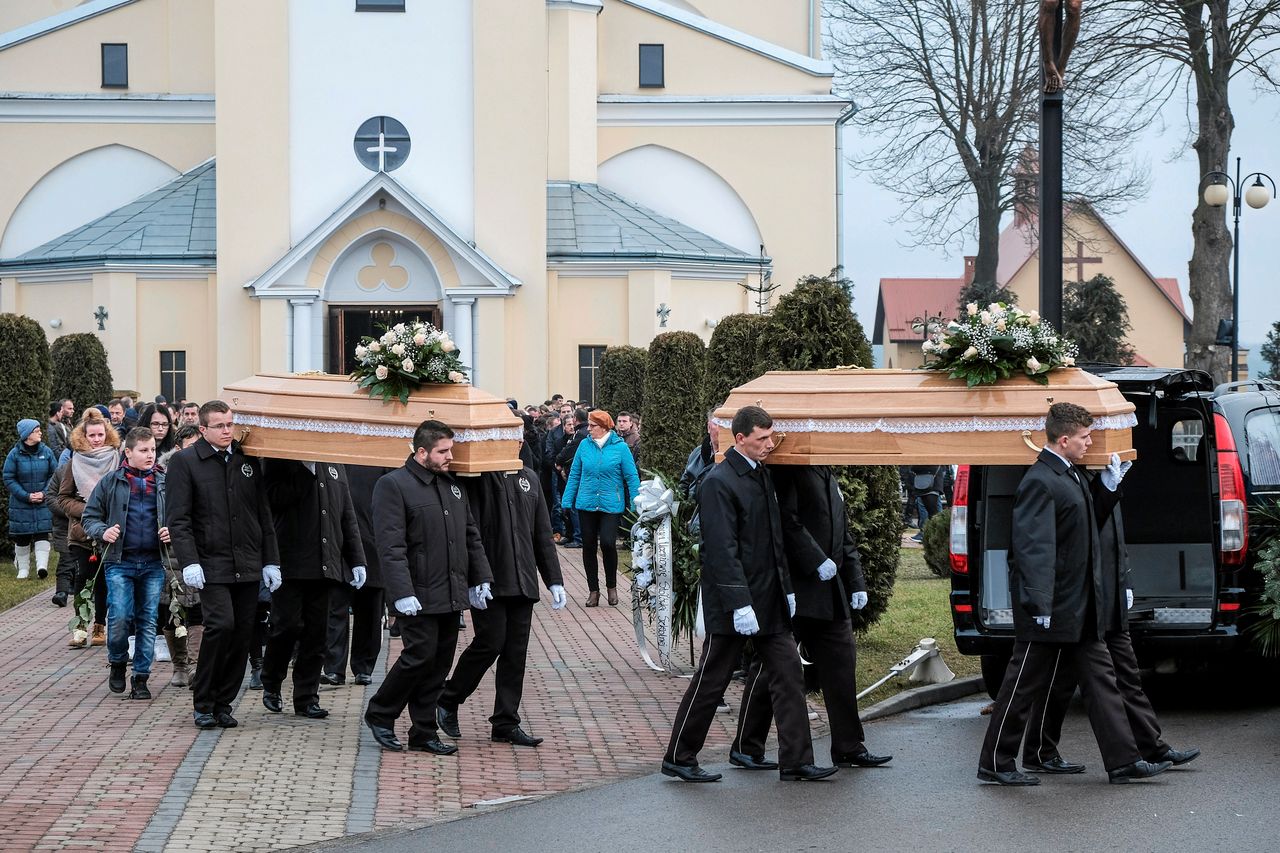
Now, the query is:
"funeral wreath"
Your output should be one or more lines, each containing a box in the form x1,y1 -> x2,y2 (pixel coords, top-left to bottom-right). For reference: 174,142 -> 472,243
351,321 -> 468,403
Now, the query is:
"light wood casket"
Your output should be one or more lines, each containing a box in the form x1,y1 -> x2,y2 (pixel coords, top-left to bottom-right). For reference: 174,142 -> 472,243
221,374 -> 524,472
714,369 -> 1137,466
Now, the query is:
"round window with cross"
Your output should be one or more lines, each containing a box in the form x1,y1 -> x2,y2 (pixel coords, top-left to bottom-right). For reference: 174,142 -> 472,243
353,116 -> 411,173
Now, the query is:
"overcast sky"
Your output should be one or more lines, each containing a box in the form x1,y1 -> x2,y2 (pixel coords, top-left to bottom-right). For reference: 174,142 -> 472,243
840,81 -> 1280,366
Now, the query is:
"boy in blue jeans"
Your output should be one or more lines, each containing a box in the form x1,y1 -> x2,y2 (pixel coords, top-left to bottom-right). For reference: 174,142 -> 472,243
83,427 -> 171,699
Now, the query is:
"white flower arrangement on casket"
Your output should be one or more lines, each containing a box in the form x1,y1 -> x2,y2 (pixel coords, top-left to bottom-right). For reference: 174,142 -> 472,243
921,302 -> 1079,387
351,321 -> 469,404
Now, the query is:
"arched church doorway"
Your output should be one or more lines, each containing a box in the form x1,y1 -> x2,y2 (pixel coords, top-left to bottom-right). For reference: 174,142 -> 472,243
326,304 -> 442,375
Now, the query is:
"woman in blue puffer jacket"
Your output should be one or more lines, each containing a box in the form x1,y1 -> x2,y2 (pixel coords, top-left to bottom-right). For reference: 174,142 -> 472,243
561,410 -> 641,607
4,418 -> 58,579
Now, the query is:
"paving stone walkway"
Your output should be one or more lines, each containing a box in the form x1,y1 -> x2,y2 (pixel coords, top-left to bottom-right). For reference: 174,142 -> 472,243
0,547 -> 801,852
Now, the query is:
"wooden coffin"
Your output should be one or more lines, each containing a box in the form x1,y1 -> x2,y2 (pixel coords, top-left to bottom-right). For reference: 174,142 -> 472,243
220,374 -> 524,473
713,369 -> 1137,466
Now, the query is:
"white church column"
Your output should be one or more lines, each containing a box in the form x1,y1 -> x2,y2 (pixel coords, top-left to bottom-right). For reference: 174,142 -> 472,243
449,297 -> 475,379
290,298 -> 314,372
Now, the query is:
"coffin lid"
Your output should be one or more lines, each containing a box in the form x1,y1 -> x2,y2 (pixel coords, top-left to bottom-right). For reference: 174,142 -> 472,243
713,368 -> 1138,466
220,373 -> 524,473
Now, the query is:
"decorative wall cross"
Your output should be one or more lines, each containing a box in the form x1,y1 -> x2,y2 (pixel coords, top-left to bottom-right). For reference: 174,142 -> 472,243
656,303 -> 671,327
1063,240 -> 1102,283
94,305 -> 108,331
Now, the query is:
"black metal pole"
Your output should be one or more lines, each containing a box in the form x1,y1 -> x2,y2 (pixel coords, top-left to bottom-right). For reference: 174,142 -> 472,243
1039,2 -> 1065,331
1232,156 -> 1242,382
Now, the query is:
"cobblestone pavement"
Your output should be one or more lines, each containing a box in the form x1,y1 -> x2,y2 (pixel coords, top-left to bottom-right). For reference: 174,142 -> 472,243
0,547 -> 801,851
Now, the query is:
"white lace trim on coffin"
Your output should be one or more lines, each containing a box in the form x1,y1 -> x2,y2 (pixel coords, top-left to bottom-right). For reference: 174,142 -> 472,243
233,413 -> 524,443
711,412 -> 1138,435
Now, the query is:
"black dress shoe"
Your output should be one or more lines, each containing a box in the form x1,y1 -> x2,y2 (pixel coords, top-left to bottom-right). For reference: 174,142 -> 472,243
295,703 -> 329,719
437,704 -> 461,738
408,738 -> 459,755
366,720 -> 403,751
729,749 -> 778,770
779,764 -> 838,781
1023,756 -> 1085,774
262,691 -> 283,713
193,711 -> 217,729
1154,746 -> 1200,766
51,591 -> 67,607
491,727 -> 543,747
660,760 -> 721,782
108,662 -> 127,694
977,768 -> 1041,786
320,672 -> 345,686
215,712 -> 238,728
833,748 -> 893,768
1108,759 -> 1172,784
353,673 -> 373,686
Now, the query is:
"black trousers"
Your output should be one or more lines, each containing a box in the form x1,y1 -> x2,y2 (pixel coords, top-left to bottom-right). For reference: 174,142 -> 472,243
191,581 -> 259,715
578,510 -> 620,592
979,638 -> 1140,773
324,583 -> 385,678
261,578 -> 332,709
70,545 -> 108,625
1023,630 -> 1168,765
365,612 -> 459,745
440,596 -> 535,734
665,631 -> 814,768
54,543 -> 76,596
733,617 -> 866,760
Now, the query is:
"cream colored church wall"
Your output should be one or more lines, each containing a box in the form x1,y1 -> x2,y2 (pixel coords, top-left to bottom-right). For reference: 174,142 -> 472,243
215,0 -> 288,391
598,124 -> 836,298
5,279 -> 95,338
669,277 -> 750,341
0,0 -> 214,94
0,124 -> 214,251
690,0 -> 818,58
547,3 -> 598,183
598,1 -> 830,96
0,0 -> 83,33
136,276 -> 216,401
474,0 -> 547,403
547,273 -> 629,399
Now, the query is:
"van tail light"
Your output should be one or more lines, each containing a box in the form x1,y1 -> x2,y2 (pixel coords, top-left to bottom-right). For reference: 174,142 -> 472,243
1214,414 -> 1248,566
949,465 -> 970,574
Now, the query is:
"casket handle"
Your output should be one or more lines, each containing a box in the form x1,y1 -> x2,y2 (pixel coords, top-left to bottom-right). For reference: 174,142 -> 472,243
1021,430 -> 1041,454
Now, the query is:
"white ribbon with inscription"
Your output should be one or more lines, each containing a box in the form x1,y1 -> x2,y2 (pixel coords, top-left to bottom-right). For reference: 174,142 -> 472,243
630,477 -> 678,672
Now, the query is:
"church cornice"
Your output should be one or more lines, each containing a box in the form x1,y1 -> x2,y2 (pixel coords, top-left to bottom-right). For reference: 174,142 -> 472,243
0,93 -> 215,124
597,94 -> 849,126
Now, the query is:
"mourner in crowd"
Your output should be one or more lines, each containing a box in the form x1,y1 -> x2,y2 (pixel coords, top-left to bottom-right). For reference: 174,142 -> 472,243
662,405 -> 836,783
364,420 -> 493,754
57,409 -> 120,646
5,418 -> 58,582
732,463 -> 891,771
167,400 -> 280,730
45,398 -> 74,461
260,459 -> 367,719
978,403 -> 1171,785
437,467 -> 567,748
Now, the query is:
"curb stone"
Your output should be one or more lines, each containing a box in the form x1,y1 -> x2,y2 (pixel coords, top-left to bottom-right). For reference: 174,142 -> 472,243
860,675 -> 985,722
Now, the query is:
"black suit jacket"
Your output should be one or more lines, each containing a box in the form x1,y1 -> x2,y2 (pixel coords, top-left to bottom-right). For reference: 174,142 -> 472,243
466,468 -> 563,601
1009,449 -> 1104,643
263,459 -> 365,585
697,447 -> 792,635
772,464 -> 865,622
1090,476 -> 1130,632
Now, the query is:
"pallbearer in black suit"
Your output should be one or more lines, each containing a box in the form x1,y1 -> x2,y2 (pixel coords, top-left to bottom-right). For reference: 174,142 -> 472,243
978,403 -> 1171,785
260,459 -> 367,719
661,406 -> 836,783
436,467 -> 567,747
731,464 -> 891,771
1022,453 -> 1201,773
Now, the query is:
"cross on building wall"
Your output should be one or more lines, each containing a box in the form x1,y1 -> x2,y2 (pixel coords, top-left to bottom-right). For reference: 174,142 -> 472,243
366,132 -> 398,173
1063,240 -> 1102,282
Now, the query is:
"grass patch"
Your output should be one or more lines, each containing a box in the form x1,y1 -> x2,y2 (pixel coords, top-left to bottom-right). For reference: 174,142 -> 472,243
0,557 -> 58,613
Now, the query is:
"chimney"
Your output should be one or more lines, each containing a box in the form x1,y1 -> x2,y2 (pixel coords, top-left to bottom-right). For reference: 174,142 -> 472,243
963,256 -> 976,285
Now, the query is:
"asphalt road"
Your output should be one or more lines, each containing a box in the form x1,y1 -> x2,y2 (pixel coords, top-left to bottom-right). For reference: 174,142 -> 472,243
317,674 -> 1280,853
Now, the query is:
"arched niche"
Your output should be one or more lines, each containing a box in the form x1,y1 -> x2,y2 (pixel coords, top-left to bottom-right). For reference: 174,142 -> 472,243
324,232 -> 444,304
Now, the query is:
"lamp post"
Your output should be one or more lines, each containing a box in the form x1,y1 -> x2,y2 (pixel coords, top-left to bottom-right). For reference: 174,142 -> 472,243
1201,157 -> 1276,382
911,310 -> 946,364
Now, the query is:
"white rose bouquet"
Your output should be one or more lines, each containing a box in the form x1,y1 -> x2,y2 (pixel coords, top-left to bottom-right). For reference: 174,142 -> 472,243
351,321 -> 469,403
921,302 -> 1078,387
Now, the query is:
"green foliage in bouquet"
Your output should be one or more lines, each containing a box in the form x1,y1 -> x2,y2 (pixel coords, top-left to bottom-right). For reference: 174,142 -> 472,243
922,302 -> 1079,387
350,321 -> 468,404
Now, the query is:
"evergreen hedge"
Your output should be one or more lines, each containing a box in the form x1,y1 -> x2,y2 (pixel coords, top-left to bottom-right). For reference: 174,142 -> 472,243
50,333 -> 115,420
639,331 -> 707,483
922,509 -> 952,579
596,345 -> 648,418
0,314 -> 53,556
703,312 -> 770,412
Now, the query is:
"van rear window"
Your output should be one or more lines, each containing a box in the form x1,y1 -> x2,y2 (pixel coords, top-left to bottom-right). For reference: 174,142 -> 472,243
1245,410 -> 1280,486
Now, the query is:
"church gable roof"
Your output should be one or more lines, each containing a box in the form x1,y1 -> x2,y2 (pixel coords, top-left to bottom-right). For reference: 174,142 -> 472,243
0,158 -> 215,269
547,181 -> 762,266
0,0 -> 142,52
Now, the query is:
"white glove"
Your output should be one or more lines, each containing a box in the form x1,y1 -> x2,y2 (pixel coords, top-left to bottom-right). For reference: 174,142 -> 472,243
263,565 -> 282,593
394,595 -> 422,616
732,606 -> 760,636
786,593 -> 797,617
634,570 -> 653,590
469,582 -> 493,610
351,565 -> 367,589
182,564 -> 205,590
816,559 -> 837,582
1100,452 -> 1133,492
549,584 -> 567,610
1126,588 -> 1134,610
1034,615 -> 1051,629
850,591 -> 868,611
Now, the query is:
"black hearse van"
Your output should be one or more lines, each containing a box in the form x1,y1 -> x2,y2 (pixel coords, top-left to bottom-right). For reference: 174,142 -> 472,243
949,367 -> 1280,696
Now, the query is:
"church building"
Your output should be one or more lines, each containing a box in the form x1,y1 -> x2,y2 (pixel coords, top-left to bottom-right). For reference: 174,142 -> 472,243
0,0 -> 844,404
